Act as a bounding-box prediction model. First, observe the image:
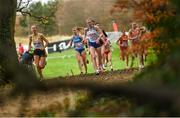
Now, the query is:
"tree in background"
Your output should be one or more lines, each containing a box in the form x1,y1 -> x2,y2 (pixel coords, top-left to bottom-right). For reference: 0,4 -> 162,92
28,0 -> 59,35
15,0 -> 59,36
16,0 -> 140,36
56,0 -> 117,35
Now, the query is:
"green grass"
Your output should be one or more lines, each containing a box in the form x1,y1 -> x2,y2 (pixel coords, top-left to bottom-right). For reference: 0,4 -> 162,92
43,43 -> 157,78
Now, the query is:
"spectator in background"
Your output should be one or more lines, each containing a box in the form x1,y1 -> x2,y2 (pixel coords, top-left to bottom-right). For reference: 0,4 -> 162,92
18,43 -> 24,62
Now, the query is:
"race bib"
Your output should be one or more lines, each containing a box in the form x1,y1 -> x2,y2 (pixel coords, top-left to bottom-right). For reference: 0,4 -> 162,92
34,42 -> 43,49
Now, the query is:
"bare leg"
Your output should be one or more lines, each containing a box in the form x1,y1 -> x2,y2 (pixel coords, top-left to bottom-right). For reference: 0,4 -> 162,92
122,51 -> 125,61
105,54 -> 108,66
130,55 -> 135,68
39,57 -> 46,69
39,56 -> 46,80
121,48 -> 125,61
139,52 -> 144,69
144,49 -> 148,62
81,51 -> 87,74
125,53 -> 129,67
108,52 -> 113,70
95,47 -> 102,71
76,52 -> 83,74
89,47 -> 99,73
34,55 -> 42,80
101,45 -> 105,68
37,67 -> 43,80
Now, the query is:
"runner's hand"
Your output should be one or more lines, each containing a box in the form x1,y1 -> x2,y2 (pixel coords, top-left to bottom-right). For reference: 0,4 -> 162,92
100,34 -> 103,37
96,39 -> 100,44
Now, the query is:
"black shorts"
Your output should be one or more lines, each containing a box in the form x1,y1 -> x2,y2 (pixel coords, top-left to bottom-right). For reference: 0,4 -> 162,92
34,49 -> 46,57
89,41 -> 101,48
75,48 -> 85,55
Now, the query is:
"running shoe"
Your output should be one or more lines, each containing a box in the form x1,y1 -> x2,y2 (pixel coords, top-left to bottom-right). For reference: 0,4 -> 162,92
111,66 -> 113,71
95,70 -> 100,75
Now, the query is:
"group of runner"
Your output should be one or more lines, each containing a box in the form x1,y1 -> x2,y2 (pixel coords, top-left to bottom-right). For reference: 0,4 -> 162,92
69,19 -> 149,76
117,22 -> 149,69
21,18 -> 150,81
69,18 -> 113,75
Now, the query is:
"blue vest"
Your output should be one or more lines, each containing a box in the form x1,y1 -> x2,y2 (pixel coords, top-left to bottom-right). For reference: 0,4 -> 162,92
72,35 -> 84,49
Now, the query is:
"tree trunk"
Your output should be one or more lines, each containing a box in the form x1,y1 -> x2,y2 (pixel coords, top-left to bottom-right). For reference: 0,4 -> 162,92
0,0 -> 18,82
0,1 -> 39,93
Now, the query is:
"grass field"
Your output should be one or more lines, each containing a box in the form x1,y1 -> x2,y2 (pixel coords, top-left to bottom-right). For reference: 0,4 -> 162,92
43,43 -> 157,78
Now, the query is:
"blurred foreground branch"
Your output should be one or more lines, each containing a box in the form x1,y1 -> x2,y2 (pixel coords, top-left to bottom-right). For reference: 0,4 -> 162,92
33,77 -> 180,113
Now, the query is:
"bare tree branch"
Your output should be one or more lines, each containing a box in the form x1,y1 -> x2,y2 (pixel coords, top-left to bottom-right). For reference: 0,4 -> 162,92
16,0 -> 48,24
17,0 -> 32,12
19,10 -> 48,24
17,0 -> 23,10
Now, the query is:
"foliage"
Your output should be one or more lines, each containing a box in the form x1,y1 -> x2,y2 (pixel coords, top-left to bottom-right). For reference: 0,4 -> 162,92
37,111 -> 55,117
28,0 -> 59,35
112,0 -> 180,86
110,0 -> 180,115
15,0 -> 59,36
139,0 -> 180,88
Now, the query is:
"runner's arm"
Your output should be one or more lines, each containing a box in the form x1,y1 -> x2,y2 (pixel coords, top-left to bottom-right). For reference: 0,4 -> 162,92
67,37 -> 73,48
28,36 -> 32,51
128,30 -> 133,40
116,36 -> 121,45
96,27 -> 104,43
79,35 -> 85,43
84,28 -> 88,39
84,28 -> 89,46
41,34 -> 49,48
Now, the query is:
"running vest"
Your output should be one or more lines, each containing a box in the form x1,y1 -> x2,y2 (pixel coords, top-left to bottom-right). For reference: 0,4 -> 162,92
121,35 -> 128,47
130,29 -> 140,44
72,35 -> 84,49
31,33 -> 44,49
86,27 -> 99,42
